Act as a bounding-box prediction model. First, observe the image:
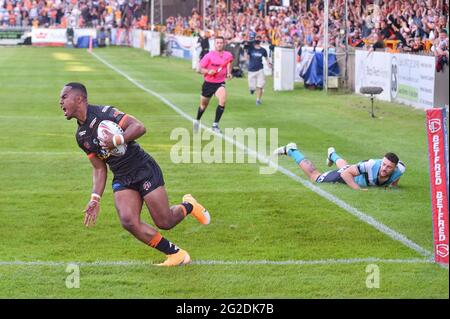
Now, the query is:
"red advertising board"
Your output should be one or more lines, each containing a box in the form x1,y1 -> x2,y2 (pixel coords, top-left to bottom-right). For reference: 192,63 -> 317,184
426,108 -> 449,264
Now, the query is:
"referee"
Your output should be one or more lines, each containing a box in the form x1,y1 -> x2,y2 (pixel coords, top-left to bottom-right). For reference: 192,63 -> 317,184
194,36 -> 233,133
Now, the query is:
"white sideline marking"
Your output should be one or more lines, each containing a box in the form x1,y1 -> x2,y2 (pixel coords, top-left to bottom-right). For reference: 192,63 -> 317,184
91,52 -> 432,258
0,151 -> 80,155
0,115 -> 59,119
0,257 -> 438,267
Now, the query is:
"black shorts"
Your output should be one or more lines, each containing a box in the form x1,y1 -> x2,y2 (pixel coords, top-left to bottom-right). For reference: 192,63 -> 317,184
201,81 -> 225,98
316,166 -> 349,184
112,157 -> 165,198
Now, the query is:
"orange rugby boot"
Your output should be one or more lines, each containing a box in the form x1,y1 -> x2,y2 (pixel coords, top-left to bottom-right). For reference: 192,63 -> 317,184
182,194 -> 211,225
156,249 -> 191,266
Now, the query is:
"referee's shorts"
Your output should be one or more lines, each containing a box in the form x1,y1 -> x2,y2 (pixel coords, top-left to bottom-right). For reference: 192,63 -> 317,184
201,81 -> 225,98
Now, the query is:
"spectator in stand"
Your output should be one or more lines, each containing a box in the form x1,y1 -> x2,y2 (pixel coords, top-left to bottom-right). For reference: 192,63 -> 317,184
368,32 -> 385,52
404,36 -> 425,53
349,28 -> 365,47
433,29 -> 449,71
197,30 -> 210,60
433,29 -> 450,57
0,0 -> 150,29
1,0 -> 448,57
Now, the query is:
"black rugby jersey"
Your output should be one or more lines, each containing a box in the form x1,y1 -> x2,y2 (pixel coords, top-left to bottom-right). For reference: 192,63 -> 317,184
75,104 -> 151,177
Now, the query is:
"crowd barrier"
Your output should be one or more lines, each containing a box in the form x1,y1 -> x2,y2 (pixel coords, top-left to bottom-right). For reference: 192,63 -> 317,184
30,27 -> 160,56
355,49 -> 448,109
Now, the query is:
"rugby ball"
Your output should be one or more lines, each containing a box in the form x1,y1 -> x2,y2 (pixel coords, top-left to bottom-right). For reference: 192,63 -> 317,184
97,120 -> 127,156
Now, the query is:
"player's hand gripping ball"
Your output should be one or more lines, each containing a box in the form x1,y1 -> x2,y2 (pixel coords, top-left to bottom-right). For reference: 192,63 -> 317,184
97,120 -> 127,156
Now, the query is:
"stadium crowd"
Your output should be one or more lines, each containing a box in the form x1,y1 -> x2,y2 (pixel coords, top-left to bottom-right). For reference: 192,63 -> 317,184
165,0 -> 448,57
0,0 -> 448,57
0,0 -> 148,29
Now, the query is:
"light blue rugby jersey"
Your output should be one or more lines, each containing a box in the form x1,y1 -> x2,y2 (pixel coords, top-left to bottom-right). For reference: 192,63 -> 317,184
354,159 -> 406,187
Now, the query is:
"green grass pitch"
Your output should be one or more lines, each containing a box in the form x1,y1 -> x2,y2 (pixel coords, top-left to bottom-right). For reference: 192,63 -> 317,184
0,46 -> 448,298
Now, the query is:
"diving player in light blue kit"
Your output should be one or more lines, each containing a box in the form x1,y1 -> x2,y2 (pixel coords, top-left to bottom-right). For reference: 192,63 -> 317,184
273,142 -> 406,191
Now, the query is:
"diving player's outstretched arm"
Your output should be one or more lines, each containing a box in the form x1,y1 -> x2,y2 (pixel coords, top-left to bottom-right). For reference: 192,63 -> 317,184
84,155 -> 107,227
340,165 -> 368,191
391,178 -> 401,187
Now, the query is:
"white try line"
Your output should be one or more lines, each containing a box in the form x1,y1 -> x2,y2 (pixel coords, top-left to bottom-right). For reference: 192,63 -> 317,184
0,257 -> 438,267
91,52 -> 432,259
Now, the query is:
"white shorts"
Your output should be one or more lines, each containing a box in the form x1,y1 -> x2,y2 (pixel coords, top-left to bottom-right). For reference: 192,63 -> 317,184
248,69 -> 266,90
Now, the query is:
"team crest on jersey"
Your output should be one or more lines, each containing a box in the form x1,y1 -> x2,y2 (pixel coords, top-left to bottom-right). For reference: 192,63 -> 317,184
97,148 -> 111,160
83,141 -> 90,149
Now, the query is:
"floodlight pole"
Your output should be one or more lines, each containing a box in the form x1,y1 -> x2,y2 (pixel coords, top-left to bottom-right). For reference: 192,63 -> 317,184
160,0 -> 163,25
150,0 -> 154,31
214,0 -> 217,29
344,0 -> 349,88
202,0 -> 206,30
323,0 -> 329,93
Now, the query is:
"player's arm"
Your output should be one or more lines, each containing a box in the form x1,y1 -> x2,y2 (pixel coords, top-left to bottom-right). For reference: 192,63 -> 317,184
84,155 -> 107,227
391,178 -> 401,187
119,114 -> 146,143
90,155 -> 107,195
101,114 -> 146,149
340,165 -> 368,191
